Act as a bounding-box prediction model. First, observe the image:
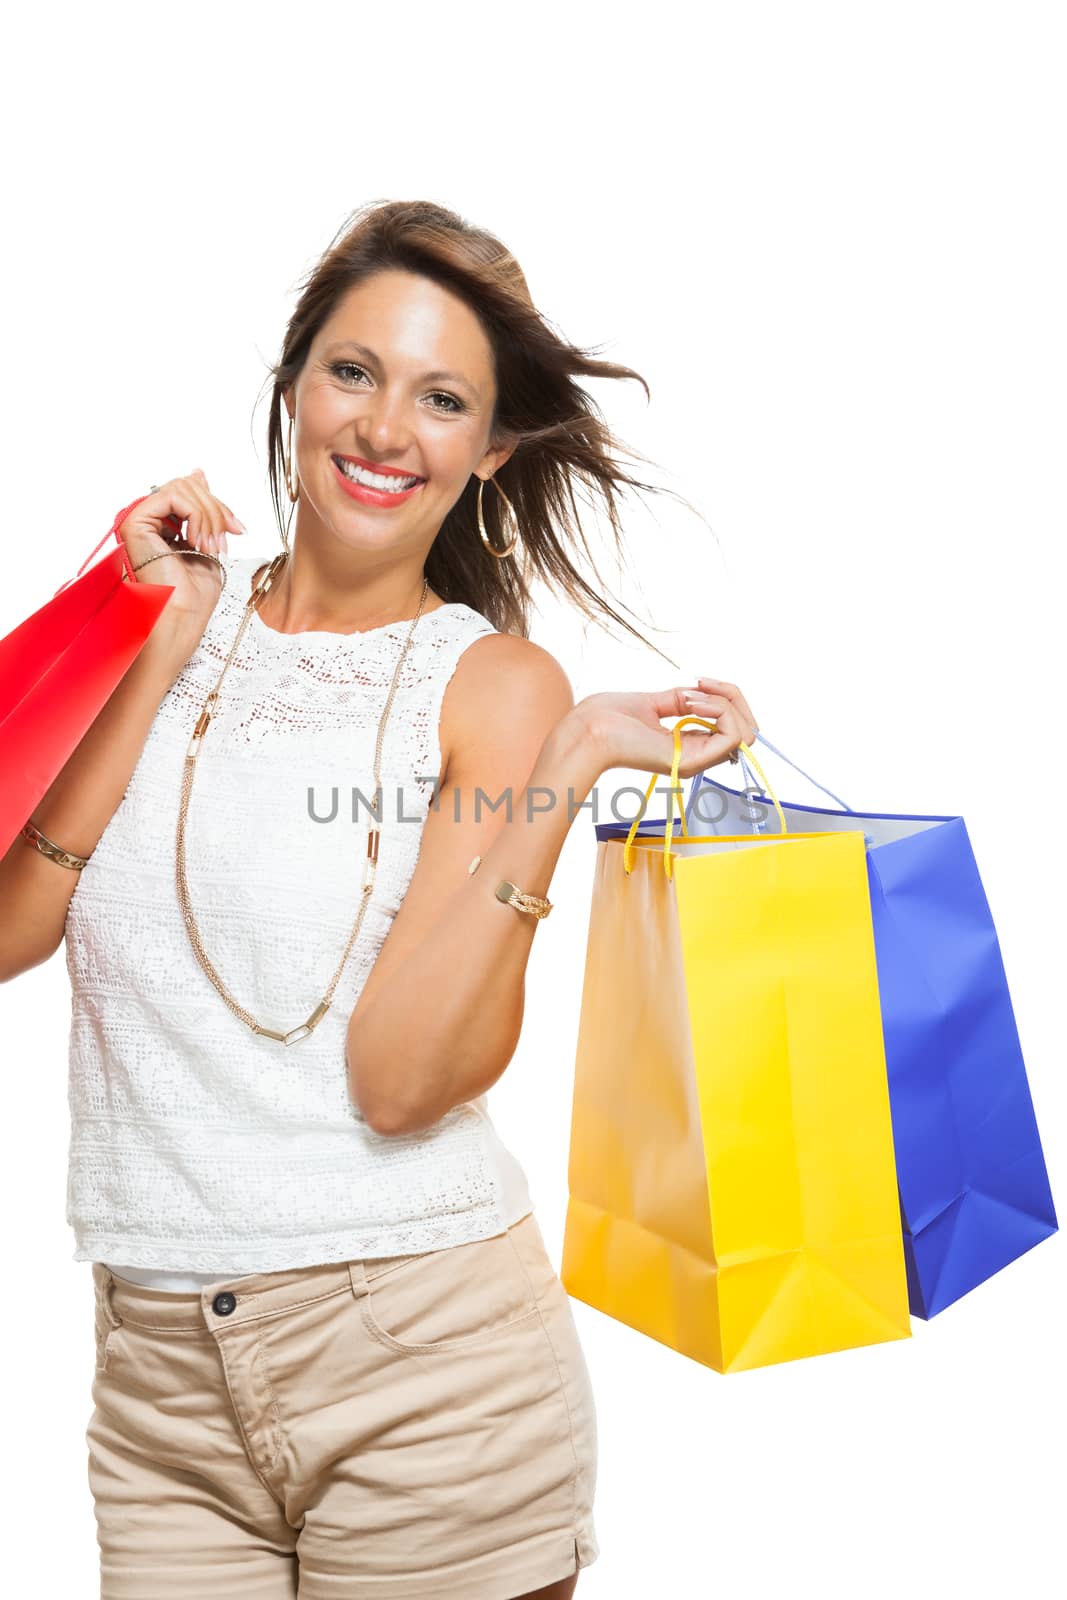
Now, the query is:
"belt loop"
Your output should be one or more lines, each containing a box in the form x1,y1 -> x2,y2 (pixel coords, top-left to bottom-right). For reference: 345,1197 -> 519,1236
347,1260 -> 369,1301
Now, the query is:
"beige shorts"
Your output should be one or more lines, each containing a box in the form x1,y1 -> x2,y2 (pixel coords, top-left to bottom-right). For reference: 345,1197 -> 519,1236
88,1211 -> 599,1598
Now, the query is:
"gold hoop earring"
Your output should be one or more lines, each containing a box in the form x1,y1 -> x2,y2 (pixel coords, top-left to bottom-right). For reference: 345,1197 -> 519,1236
283,412 -> 299,503
279,410 -> 298,554
476,475 -> 520,559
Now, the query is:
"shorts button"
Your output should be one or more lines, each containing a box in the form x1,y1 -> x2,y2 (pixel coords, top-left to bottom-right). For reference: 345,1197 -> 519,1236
212,1292 -> 237,1315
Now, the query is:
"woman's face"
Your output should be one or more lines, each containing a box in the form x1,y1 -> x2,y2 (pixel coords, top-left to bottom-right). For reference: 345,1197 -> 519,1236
286,268 -> 514,555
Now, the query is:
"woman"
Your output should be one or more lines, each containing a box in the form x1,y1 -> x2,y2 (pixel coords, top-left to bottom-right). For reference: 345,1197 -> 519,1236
3,200 -> 758,1599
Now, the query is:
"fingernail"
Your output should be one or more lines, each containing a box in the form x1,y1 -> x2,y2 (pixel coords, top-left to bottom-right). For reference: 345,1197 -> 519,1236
233,519 -> 248,534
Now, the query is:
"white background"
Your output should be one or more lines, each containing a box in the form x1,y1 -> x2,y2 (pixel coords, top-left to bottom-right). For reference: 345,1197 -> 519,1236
1,3 -> 1064,1595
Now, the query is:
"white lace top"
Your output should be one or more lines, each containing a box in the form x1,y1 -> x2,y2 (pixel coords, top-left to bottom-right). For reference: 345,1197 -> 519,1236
64,553 -> 533,1290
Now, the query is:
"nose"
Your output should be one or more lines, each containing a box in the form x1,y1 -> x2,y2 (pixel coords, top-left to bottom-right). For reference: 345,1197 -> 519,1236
357,388 -> 417,462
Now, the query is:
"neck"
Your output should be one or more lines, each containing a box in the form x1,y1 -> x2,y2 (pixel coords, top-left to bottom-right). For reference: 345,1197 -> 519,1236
255,546 -> 433,636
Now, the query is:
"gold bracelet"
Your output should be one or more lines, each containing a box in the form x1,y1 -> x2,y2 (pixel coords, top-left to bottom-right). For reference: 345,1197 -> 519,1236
468,855 -> 553,919
20,821 -> 91,871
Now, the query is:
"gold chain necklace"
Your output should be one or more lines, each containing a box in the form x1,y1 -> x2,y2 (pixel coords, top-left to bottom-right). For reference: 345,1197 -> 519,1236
176,552 -> 429,1046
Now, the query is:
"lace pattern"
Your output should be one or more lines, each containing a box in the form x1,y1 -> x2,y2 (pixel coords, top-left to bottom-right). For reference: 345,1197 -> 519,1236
64,554 -> 533,1270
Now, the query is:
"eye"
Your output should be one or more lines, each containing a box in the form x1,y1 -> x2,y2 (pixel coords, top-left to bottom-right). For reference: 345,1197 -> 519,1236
330,363 -> 465,415
427,392 -> 464,414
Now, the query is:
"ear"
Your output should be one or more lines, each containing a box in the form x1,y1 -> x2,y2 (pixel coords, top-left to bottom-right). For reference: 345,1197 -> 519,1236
475,432 -> 519,480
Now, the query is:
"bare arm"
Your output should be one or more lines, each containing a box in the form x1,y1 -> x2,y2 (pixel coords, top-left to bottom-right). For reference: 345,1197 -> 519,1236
0,627 -> 192,982
345,633 -> 592,1136
344,644 -> 760,1136
0,470 -> 248,983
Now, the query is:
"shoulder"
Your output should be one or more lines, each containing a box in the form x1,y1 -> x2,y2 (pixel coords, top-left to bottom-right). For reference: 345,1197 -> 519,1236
439,630 -> 576,783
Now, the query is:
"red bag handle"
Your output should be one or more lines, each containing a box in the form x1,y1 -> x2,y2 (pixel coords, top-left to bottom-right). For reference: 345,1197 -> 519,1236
53,494 -> 183,599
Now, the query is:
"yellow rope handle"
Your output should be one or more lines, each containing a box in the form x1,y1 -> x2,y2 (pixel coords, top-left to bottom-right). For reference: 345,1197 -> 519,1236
623,716 -> 789,878
623,756 -> 689,875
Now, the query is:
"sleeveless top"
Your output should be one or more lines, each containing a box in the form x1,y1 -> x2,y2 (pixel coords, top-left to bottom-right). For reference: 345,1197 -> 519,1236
64,552 -> 533,1290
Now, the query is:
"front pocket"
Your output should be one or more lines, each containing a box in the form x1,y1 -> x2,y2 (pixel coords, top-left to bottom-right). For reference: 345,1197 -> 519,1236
359,1228 -> 539,1355
92,1283 -> 121,1375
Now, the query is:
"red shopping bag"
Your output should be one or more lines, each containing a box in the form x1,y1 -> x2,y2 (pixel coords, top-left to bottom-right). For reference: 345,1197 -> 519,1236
0,496 -> 178,856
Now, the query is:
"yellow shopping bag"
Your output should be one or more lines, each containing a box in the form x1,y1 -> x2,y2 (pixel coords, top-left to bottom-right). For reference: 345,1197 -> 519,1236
561,719 -> 911,1374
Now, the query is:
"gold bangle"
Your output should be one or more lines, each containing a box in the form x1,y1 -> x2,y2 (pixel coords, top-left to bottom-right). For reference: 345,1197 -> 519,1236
20,821 -> 91,871
468,854 -> 553,919
494,879 -> 553,919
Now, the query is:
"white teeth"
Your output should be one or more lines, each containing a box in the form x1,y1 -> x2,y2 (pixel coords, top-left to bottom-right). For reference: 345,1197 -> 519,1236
335,458 -> 419,492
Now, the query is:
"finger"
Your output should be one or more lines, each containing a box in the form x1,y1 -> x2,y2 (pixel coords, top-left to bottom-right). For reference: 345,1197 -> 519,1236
207,498 -> 237,549
697,675 -> 755,732
696,677 -> 757,727
204,494 -> 229,549
696,677 -> 759,741
214,498 -> 248,534
678,691 -> 735,732
144,480 -> 184,535
674,707 -> 745,776
182,475 -> 227,552
673,727 -> 735,779
680,690 -> 730,715
134,485 -> 206,547
185,503 -> 207,549
149,483 -> 184,534
648,686 -> 730,721
190,478 -> 227,545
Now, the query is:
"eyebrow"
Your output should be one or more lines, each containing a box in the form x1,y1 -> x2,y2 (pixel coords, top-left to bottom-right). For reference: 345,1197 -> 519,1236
324,340 -> 482,401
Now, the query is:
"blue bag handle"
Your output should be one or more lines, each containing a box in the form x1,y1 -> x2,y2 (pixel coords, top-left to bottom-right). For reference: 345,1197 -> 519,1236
739,733 -> 854,812
713,734 -> 876,850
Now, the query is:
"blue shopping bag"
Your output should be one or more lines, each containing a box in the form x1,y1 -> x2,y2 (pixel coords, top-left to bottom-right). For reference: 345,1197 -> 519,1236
594,735 -> 1058,1318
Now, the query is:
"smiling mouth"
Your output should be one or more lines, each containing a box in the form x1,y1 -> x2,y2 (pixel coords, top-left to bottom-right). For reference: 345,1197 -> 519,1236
332,456 -> 424,493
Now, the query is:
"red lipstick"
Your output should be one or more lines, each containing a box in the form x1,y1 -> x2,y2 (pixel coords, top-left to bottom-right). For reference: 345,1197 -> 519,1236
333,452 -> 425,479
331,454 -> 425,508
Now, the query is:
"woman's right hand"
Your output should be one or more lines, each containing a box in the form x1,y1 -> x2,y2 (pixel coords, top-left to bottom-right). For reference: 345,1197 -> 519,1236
116,468 -> 247,657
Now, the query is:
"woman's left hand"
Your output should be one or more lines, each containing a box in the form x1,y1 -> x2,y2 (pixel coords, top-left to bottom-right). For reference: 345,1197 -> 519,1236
573,676 -> 759,780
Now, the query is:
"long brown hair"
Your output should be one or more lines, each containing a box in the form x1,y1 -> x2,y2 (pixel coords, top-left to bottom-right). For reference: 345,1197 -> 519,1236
259,199 -> 703,667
